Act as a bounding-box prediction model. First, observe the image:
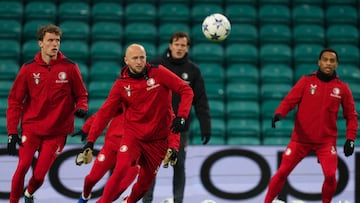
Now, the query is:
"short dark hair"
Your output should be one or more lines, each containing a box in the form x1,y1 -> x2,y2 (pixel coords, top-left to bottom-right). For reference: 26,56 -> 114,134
319,48 -> 339,62
169,31 -> 191,46
37,24 -> 62,41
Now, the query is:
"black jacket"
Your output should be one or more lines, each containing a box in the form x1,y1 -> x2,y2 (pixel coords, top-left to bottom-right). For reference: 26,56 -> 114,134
150,48 -> 211,135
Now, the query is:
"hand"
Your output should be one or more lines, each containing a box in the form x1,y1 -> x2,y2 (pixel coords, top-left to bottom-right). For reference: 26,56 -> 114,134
201,133 -> 211,145
343,139 -> 355,157
82,142 -> 94,151
7,134 -> 22,156
71,130 -> 88,141
74,109 -> 87,118
163,148 -> 178,168
171,117 -> 185,133
75,142 -> 94,166
271,114 -> 282,128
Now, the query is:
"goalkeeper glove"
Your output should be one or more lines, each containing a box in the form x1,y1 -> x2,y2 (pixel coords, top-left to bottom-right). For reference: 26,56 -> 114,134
7,134 -> 22,156
343,139 -> 355,157
171,117 -> 185,133
75,142 -> 94,166
70,130 -> 88,142
271,114 -> 282,128
74,109 -> 87,118
163,148 -> 178,168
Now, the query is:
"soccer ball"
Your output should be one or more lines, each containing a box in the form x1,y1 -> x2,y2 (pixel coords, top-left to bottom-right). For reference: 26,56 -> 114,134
202,13 -> 231,42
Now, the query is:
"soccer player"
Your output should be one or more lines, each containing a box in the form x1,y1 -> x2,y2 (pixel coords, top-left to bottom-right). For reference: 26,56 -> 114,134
87,44 -> 193,203
6,24 -> 88,203
264,48 -> 358,203
143,31 -> 211,203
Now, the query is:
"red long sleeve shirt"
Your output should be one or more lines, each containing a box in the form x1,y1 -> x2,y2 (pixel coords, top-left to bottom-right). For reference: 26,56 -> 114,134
88,63 -> 194,141
7,51 -> 88,136
275,73 -> 358,144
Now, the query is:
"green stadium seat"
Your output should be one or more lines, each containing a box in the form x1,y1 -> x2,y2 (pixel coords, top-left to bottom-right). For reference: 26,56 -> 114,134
260,83 -> 291,101
326,5 -> 358,25
0,1 -> 23,22
260,64 -> 293,84
259,44 -> 292,66
22,40 -> 39,63
0,20 -> 22,41
58,2 -> 90,23
191,24 -> 211,43
192,43 -> 224,64
88,98 -> 106,116
0,81 -> 13,97
190,118 -> 226,144
124,23 -> 157,44
25,1 -> 57,22
225,0 -> 256,5
23,20 -> 54,42
294,63 -> 317,80
124,3 -> 156,23
292,0 -> 323,5
0,40 -> 21,62
293,25 -> 325,45
226,63 -> 259,84
158,3 -> 190,23
61,40 -> 89,65
204,82 -> 225,101
331,44 -> 359,65
261,99 -> 281,119
191,3 -> 223,24
136,42 -> 157,61
59,21 -> 90,42
259,4 -> 291,25
90,41 -> 122,64
0,60 -> 18,81
225,4 -> 257,24
326,25 -> 359,45
158,23 -> 191,42
91,22 -> 123,43
91,2 -> 123,23
225,44 -> 258,65
198,63 -> 224,84
226,101 -> 260,119
226,24 -> 258,45
347,82 -> 360,101
88,81 -> 114,99
226,83 -> 259,101
292,4 -> 324,26
337,64 -> 360,83
0,98 -> 8,117
263,137 -> 291,146
89,61 -> 120,82
293,44 -> 323,66
262,118 -> 293,142
227,118 -> 261,145
0,116 -> 8,139
259,24 -> 291,45
208,100 -> 225,119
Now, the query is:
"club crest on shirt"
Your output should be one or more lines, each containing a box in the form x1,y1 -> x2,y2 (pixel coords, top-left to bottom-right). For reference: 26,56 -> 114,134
33,73 -> 40,85
97,153 -> 105,162
181,72 -> 190,84
56,72 -> 68,83
285,147 -> 292,156
119,144 -> 128,152
310,84 -> 317,95
330,87 -> 341,99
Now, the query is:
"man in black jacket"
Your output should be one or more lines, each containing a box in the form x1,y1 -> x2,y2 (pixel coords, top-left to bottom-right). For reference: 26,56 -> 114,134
142,32 -> 211,203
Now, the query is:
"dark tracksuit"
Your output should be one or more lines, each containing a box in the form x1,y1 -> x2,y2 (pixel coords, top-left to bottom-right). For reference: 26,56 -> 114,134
143,49 -> 211,203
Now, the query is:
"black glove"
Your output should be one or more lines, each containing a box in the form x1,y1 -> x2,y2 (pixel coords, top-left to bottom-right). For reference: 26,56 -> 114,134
343,139 -> 355,157
82,142 -> 94,152
7,134 -> 22,156
171,117 -> 185,133
74,109 -> 87,118
71,130 -> 88,141
271,114 -> 282,128
201,133 -> 211,145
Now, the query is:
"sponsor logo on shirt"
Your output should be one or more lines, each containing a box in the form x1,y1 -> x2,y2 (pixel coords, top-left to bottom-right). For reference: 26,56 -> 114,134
146,78 -> 160,91
56,72 -> 68,83
97,153 -> 105,162
119,144 -> 128,152
330,87 -> 341,99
